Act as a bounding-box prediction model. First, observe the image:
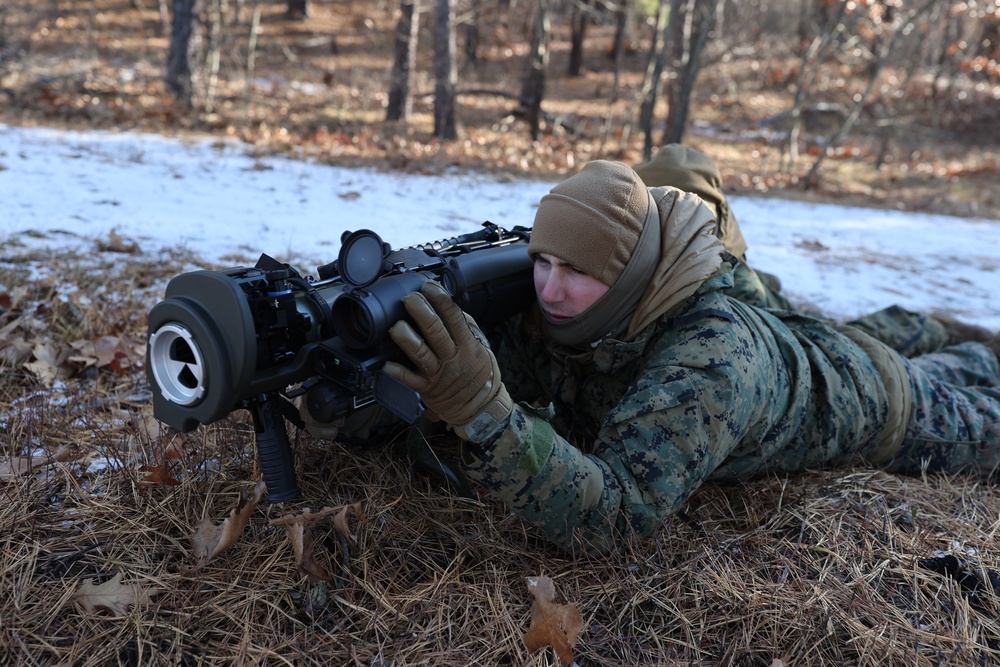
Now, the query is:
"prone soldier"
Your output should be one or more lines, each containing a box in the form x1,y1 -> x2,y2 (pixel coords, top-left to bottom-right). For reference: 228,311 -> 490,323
372,160 -> 1000,555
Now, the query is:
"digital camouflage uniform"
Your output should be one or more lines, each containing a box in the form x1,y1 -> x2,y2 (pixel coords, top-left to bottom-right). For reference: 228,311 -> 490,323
455,171 -> 1000,556
460,267 -> 1000,555
632,144 -> 964,357
329,160 -> 1000,558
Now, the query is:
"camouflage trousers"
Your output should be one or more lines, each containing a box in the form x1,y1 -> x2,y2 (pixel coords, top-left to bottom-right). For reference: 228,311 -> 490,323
848,305 -> 949,358
873,342 -> 1000,478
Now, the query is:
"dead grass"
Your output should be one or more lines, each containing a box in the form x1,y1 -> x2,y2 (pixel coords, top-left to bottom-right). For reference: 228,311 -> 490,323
3,2 -> 1000,664
2,239 -> 1000,666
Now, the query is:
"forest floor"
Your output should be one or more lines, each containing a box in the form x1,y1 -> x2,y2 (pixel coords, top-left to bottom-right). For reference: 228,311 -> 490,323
4,2 -> 1000,666
2,0 -> 1000,221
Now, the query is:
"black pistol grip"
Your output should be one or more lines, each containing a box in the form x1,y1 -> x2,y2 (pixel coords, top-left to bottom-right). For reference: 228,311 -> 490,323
250,395 -> 302,503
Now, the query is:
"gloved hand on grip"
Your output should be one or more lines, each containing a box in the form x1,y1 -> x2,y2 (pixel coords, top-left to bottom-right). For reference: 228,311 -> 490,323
382,281 -> 512,444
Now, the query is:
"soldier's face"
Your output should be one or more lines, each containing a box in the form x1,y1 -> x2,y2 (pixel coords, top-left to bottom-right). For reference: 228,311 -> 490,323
533,252 -> 611,322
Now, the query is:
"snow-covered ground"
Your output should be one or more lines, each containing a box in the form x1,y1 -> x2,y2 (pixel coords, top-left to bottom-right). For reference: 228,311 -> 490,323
2,123 -> 999,329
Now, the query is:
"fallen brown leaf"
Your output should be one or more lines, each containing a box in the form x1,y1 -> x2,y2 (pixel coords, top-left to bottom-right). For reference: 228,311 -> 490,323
134,412 -> 187,487
25,341 -> 65,386
523,575 -> 583,667
137,463 -> 182,487
74,572 -> 160,616
0,334 -> 33,367
268,504 -> 364,528
268,503 -> 366,583
0,444 -> 80,480
69,334 -> 146,371
0,285 -> 27,311
332,502 -> 365,541
281,515 -> 330,584
162,435 -> 186,462
190,480 -> 267,569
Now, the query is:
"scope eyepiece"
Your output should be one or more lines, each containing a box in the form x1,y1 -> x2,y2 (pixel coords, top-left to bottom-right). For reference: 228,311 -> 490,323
332,271 -> 431,349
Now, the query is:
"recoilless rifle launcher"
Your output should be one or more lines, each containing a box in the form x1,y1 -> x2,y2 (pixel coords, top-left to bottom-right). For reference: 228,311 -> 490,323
145,222 -> 533,502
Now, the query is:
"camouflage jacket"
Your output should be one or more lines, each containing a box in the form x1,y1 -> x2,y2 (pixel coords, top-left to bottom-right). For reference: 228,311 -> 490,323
461,268 -> 893,555
729,261 -> 951,357
730,261 -> 794,310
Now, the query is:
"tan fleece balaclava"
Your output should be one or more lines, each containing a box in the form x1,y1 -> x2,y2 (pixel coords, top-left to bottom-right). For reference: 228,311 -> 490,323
528,160 -> 661,346
529,159 -> 657,287
632,144 -> 748,260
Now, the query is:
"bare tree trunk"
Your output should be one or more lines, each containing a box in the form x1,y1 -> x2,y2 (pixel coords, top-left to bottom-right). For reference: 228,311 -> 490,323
929,9 -> 961,114
386,0 -> 420,121
158,0 -> 171,35
568,0 -> 590,76
981,18 -> 1000,63
598,0 -> 631,150
638,0 -> 679,160
205,0 -> 222,113
463,2 -> 479,65
608,0 -> 630,105
661,0 -> 717,145
611,0 -> 632,62
796,0 -> 824,56
520,0 -> 550,141
245,1 -> 261,92
433,0 -> 458,140
286,0 -> 308,19
166,0 -> 197,102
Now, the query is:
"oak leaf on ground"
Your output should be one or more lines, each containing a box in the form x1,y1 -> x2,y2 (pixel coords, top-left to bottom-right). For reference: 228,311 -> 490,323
332,502 -> 365,541
523,575 -> 584,667
162,436 -> 186,462
278,514 -> 329,584
0,333 -> 33,366
68,333 -> 145,372
135,409 -> 187,486
25,340 -> 65,386
74,572 -> 160,616
96,228 -> 141,254
190,480 -> 266,569
137,462 -> 181,487
130,405 -> 187,459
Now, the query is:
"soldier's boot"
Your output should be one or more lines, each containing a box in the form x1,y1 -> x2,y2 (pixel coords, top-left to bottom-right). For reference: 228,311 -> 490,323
932,314 -> 994,346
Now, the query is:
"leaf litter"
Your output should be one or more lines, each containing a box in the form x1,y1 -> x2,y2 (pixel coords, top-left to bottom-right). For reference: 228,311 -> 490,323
2,235 -> 1000,665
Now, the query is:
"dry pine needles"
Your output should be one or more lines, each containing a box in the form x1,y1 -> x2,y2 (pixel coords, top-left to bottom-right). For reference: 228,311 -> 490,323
2,232 -> 1000,666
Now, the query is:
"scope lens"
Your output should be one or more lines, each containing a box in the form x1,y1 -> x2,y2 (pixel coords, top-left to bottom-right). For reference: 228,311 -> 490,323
440,270 -> 458,296
332,297 -> 376,349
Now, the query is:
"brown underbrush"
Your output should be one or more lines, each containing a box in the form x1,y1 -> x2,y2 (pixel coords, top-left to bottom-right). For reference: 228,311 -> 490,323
3,1 -> 1000,664
2,234 -> 1000,666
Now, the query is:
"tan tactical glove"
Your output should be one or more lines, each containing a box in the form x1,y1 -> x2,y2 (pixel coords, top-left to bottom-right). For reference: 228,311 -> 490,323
382,281 -> 512,444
